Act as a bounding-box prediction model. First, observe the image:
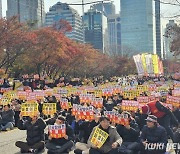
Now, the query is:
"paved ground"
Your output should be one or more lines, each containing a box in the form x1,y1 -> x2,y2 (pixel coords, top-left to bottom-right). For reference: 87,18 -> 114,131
0,128 -> 26,154
0,128 -> 47,154
0,129 -> 176,154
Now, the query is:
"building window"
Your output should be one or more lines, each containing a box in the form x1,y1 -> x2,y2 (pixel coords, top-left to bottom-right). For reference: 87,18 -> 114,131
116,17 -> 120,21
117,23 -> 121,30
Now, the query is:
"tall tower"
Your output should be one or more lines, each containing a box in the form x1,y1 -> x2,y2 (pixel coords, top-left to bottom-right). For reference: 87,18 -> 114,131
45,2 -> 84,43
7,0 -> 45,28
91,2 -> 115,17
120,0 -> 154,56
83,10 -> 109,54
155,0 -> 161,59
108,14 -> 121,56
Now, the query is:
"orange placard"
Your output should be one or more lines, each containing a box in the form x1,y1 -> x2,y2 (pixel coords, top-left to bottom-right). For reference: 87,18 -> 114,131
48,124 -> 66,138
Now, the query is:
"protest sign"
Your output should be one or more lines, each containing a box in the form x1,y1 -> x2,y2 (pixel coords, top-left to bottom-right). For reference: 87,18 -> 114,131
166,95 -> 180,108
172,89 -> 180,97
72,105 -> 94,120
0,97 -> 11,105
90,127 -> 109,148
80,94 -> 93,103
17,91 -> 27,100
91,98 -> 103,108
34,91 -> 45,100
44,89 -> 53,96
102,88 -> 113,97
21,103 -> 38,116
60,98 -> 70,110
42,103 -> 56,115
0,87 -> 13,93
48,124 -> 66,139
121,100 -> 139,111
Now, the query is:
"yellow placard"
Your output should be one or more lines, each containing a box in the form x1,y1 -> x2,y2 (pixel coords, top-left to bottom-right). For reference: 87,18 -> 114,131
152,54 -> 159,74
42,103 -> 56,115
0,97 -> 11,105
90,127 -> 109,148
3,91 -> 17,100
21,103 -> 38,116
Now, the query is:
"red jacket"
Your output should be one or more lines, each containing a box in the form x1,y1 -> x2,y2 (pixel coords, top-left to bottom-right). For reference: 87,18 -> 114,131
147,101 -> 166,118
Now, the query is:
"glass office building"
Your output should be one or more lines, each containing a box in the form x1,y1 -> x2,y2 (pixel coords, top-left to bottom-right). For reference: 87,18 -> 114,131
155,0 -> 161,58
108,14 -> 121,55
45,2 -> 84,43
91,2 -> 115,17
7,0 -> 45,28
83,10 -> 109,54
120,0 -> 154,56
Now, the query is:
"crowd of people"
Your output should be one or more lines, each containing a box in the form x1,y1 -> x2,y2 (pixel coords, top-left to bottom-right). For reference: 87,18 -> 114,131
0,75 -> 179,154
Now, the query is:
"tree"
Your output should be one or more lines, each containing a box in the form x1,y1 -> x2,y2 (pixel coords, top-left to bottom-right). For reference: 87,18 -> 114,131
53,19 -> 72,34
0,16 -> 35,73
170,25 -> 180,57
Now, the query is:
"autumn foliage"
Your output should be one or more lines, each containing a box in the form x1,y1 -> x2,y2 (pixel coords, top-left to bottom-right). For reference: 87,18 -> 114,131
0,17 -> 136,78
170,25 -> 180,57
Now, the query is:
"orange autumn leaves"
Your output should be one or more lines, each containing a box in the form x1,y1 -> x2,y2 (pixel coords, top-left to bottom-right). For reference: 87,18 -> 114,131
0,17 -> 136,78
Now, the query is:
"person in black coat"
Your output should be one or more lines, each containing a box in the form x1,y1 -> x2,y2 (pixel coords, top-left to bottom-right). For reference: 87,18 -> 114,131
46,115 -> 74,154
104,97 -> 116,111
0,104 -> 15,131
117,111 -> 140,154
139,115 -> 168,154
172,107 -> 180,123
15,113 -> 46,153
75,114 -> 99,143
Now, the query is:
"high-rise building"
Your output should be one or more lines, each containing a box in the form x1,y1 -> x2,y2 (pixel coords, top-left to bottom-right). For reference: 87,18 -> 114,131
155,0 -> 161,58
7,0 -> 45,28
108,14 -> 121,55
120,0 -> 155,56
83,10 -> 109,54
163,20 -> 177,60
91,2 -> 115,17
0,0 -> 2,18
45,2 -> 84,43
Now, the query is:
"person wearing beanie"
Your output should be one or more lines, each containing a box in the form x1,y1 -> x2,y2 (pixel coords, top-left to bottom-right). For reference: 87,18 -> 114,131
138,115 -> 168,154
141,100 -> 178,141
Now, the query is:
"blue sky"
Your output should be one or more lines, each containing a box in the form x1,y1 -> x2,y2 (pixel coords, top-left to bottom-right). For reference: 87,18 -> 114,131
2,0 -> 180,24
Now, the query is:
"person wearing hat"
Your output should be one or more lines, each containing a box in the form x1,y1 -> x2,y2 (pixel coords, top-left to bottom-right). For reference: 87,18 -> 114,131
46,115 -> 74,154
139,115 -> 168,154
141,100 -> 178,141
15,112 -> 46,153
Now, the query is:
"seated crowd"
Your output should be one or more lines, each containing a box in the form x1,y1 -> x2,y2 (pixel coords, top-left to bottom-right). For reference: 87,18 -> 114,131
0,76 -> 179,154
